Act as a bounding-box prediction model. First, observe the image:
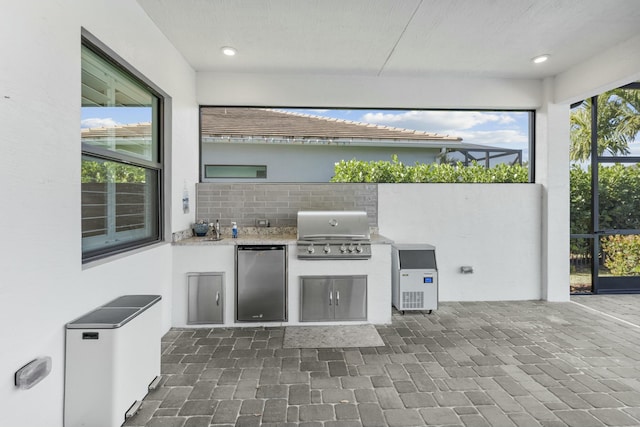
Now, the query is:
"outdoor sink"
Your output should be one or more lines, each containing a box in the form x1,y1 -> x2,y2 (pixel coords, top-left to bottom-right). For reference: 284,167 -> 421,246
201,237 -> 224,241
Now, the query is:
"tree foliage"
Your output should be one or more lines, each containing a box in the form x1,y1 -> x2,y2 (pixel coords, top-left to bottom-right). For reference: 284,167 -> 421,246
570,163 -> 640,265
571,164 -> 640,234
82,160 -> 146,183
570,88 -> 640,161
569,164 -> 591,235
601,234 -> 640,276
331,155 -> 529,183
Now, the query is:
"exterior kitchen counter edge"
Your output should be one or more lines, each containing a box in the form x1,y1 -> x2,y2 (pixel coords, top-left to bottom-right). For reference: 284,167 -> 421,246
173,233 -> 394,246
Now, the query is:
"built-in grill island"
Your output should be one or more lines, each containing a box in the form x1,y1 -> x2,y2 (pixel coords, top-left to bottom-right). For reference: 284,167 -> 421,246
296,210 -> 372,260
173,209 -> 393,326
296,210 -> 378,322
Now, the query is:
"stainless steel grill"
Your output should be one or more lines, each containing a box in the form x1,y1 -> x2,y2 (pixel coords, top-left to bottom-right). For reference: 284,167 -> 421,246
296,211 -> 372,260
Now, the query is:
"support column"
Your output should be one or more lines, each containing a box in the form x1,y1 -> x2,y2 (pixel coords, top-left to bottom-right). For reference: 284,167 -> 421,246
537,77 -> 571,301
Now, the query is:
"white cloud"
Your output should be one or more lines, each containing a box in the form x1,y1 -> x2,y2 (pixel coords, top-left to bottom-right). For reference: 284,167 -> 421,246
454,130 -> 528,147
81,117 -> 119,129
361,110 -> 518,133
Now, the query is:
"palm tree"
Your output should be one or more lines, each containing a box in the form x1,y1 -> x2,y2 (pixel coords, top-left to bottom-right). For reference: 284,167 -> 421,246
570,87 -> 640,161
616,89 -> 640,141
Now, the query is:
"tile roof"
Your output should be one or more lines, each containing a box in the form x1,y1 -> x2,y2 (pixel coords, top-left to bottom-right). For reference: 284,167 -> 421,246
201,108 -> 462,143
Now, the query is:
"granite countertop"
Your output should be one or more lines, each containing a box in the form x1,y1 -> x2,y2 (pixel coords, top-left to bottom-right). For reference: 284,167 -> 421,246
173,230 -> 394,246
174,233 -> 298,246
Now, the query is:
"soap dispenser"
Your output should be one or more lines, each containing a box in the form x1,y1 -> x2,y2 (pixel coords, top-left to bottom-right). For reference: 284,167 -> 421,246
232,222 -> 238,238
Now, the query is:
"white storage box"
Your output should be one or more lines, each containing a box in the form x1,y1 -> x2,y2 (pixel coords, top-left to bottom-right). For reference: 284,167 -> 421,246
64,295 -> 161,427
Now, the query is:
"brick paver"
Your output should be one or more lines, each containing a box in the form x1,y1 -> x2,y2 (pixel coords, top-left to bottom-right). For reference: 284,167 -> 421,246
123,297 -> 640,427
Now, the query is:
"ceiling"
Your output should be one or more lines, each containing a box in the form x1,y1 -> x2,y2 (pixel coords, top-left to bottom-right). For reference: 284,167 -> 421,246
137,0 -> 640,80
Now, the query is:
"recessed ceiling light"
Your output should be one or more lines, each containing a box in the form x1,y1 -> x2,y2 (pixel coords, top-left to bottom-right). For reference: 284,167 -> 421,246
221,46 -> 237,56
532,54 -> 550,64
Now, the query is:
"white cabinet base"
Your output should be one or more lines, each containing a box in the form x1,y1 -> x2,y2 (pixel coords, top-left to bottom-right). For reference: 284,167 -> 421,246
64,302 -> 161,427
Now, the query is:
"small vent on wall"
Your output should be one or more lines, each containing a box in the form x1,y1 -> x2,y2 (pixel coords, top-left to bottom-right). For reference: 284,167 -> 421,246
402,291 -> 424,309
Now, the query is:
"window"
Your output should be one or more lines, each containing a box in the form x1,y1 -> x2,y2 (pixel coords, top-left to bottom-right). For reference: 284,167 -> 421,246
81,37 -> 164,262
200,107 -> 534,183
204,165 -> 267,179
569,82 -> 640,293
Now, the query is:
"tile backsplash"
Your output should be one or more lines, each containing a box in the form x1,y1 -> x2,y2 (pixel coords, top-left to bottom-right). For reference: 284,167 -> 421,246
196,183 -> 378,227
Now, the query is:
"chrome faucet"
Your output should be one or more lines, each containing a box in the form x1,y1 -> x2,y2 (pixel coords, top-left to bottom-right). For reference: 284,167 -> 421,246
214,219 -> 221,240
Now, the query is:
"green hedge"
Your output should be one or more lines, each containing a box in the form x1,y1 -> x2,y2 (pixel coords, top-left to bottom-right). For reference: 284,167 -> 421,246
601,234 -> 640,276
570,163 -> 640,266
570,163 -> 640,235
331,156 -> 529,183
82,159 -> 146,183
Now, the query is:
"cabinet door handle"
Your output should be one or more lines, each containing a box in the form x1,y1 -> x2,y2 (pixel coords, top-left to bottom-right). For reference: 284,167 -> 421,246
329,290 -> 332,306
336,290 -> 340,306
216,292 -> 220,306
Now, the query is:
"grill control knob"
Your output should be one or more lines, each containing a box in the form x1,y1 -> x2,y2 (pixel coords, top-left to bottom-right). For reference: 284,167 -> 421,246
307,244 -> 315,254
340,245 -> 347,253
323,244 -> 331,254
356,244 -> 364,253
348,245 -> 355,253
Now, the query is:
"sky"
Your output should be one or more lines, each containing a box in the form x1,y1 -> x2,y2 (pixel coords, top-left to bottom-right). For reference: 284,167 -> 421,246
283,108 -> 531,162
81,107 -> 151,129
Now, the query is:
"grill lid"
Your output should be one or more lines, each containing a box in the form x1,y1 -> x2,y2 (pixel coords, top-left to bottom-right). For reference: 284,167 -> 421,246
297,210 -> 370,241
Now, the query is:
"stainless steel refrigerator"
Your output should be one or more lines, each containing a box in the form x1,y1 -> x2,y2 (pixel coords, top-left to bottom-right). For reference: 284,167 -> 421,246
236,245 -> 287,321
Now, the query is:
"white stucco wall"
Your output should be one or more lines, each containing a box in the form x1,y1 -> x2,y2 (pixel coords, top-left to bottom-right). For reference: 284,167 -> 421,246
378,184 -> 542,301
197,73 -> 543,109
0,1 -> 197,426
555,33 -> 640,105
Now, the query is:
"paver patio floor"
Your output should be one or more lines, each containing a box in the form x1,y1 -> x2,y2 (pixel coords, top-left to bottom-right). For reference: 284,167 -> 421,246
125,296 -> 640,427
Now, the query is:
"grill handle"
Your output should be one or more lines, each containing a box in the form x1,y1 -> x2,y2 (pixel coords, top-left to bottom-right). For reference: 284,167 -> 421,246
299,234 -> 368,240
